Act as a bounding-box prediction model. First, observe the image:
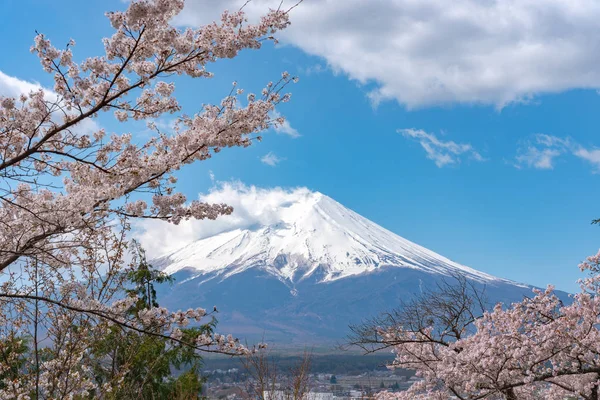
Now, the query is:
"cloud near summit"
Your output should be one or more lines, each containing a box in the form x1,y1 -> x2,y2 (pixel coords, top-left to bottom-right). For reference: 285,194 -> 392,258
177,0 -> 600,108
135,182 -> 315,258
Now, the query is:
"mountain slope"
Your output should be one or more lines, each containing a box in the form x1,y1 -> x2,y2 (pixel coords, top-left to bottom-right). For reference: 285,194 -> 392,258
156,192 -> 515,286
153,191 -> 537,343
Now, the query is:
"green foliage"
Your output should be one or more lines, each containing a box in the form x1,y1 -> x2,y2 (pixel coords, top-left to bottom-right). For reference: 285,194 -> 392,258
0,334 -> 30,390
0,242 -> 214,399
87,241 -> 211,399
329,374 -> 337,384
126,239 -> 174,313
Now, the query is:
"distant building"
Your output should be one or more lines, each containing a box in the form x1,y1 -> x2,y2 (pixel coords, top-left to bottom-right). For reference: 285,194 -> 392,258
306,393 -> 334,400
348,390 -> 366,399
263,391 -> 334,400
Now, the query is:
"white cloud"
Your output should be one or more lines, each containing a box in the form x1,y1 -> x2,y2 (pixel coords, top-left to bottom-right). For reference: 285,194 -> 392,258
271,110 -> 300,138
134,182 -> 314,258
299,63 -> 327,76
514,134 -> 571,169
176,0 -> 600,108
151,117 -> 177,132
399,128 -> 484,167
0,70 -> 100,135
516,148 -> 563,170
260,151 -> 284,166
534,134 -> 572,148
513,134 -> 600,172
0,70 -> 46,98
574,147 -> 600,172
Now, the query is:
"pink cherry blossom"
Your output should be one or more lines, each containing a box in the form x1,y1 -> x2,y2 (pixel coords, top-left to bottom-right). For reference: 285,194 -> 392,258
372,256 -> 600,399
0,0 -> 297,396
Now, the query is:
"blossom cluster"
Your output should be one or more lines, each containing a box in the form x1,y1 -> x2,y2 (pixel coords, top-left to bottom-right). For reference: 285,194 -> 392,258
0,0 -> 297,397
0,0 -> 295,274
374,258 -> 600,399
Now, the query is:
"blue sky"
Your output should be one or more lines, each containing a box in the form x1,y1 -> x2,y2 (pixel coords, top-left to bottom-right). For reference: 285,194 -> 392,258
2,0 -> 600,292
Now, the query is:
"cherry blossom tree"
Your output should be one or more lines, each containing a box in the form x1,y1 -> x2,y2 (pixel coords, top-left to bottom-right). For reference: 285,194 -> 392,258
354,258 -> 600,399
241,348 -> 312,400
0,0 -> 297,397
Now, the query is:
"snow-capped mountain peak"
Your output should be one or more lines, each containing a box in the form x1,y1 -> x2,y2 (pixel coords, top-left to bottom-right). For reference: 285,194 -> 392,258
156,192 -> 508,285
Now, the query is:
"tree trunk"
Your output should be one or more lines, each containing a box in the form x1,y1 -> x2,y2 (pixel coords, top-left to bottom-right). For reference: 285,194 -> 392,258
504,388 -> 518,400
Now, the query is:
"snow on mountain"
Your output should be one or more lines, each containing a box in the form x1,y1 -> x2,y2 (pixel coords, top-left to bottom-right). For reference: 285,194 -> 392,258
150,188 -> 545,343
156,191 -> 517,286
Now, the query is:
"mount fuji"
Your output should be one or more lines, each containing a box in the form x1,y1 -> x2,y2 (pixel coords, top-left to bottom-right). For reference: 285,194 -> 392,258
152,191 -> 540,344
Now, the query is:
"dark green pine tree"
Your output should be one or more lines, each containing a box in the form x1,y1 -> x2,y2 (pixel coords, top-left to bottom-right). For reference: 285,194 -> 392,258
89,240 -> 215,399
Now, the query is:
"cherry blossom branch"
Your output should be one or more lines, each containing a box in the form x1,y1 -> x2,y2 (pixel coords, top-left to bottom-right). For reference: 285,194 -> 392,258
0,292 -> 247,355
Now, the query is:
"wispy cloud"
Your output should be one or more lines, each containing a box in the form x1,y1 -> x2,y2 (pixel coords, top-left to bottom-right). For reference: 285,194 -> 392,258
515,148 -> 563,170
514,134 -> 600,173
271,110 -> 300,138
261,152 -> 284,167
299,63 -> 327,76
574,147 -> 600,172
399,128 -> 485,168
514,134 -> 571,170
